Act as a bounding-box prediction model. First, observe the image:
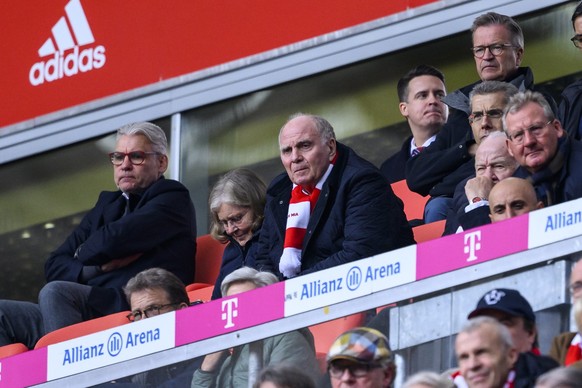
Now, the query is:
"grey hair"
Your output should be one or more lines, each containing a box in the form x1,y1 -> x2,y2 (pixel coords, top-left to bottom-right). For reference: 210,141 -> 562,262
208,168 -> 267,243
123,268 -> 189,306
117,122 -> 168,155
252,364 -> 316,388
469,81 -> 519,108
280,113 -> 336,143
459,316 -> 514,351
502,91 -> 555,135
471,12 -> 524,49
221,267 -> 279,297
536,367 -> 582,387
402,371 -> 454,388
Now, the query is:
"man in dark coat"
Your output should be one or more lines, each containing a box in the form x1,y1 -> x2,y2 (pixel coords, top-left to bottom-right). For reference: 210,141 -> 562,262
406,12 -> 555,222
255,114 -> 414,279
379,65 -> 447,184
505,91 -> 582,207
0,122 -> 196,349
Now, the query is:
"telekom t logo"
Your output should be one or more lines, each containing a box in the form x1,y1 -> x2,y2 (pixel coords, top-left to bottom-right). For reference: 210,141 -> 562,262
221,298 -> 239,329
464,230 -> 482,262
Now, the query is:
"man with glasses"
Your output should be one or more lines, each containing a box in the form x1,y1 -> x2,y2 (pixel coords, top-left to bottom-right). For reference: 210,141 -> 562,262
558,1 -> 582,140
407,12 -> 555,223
504,91 -> 582,206
326,327 -> 395,388
0,121 -> 196,349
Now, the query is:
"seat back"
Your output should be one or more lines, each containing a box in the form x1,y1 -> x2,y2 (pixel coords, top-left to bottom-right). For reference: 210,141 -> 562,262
194,234 -> 226,286
309,313 -> 367,373
34,311 -> 130,349
187,285 -> 214,303
390,179 -> 429,222
0,343 -> 28,359
412,219 -> 446,243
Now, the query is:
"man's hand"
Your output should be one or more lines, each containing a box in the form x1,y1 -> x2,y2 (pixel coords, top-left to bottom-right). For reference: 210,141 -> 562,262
200,350 -> 229,372
464,176 -> 493,202
101,253 -> 142,272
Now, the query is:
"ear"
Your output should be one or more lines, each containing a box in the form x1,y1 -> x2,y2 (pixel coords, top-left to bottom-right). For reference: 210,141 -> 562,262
399,102 -> 408,118
158,154 -> 169,174
506,139 -> 515,158
536,201 -> 544,210
553,120 -> 565,138
507,346 -> 519,367
514,47 -> 524,67
178,302 -> 189,310
328,138 -> 337,161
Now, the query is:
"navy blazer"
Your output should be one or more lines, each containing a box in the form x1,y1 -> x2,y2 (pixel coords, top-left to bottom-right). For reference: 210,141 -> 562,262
254,142 -> 414,278
380,136 -> 411,184
45,177 -> 197,315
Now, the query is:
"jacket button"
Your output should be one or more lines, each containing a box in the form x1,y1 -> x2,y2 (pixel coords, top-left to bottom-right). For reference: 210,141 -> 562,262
279,200 -> 284,205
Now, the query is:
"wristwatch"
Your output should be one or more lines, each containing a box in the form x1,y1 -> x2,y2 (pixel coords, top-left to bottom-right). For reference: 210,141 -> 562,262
471,196 -> 486,203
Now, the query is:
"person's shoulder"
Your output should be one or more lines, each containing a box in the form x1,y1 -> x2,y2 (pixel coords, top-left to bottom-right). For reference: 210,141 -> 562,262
516,351 -> 560,373
266,172 -> 292,195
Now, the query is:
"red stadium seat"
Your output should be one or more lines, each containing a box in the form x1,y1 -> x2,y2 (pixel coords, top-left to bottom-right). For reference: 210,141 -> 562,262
390,179 -> 429,222
0,343 -> 28,359
412,219 -> 446,243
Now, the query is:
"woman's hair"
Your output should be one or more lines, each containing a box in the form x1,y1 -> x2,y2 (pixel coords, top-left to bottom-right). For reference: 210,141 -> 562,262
252,364 -> 316,388
208,168 -> 266,243
403,371 -> 454,388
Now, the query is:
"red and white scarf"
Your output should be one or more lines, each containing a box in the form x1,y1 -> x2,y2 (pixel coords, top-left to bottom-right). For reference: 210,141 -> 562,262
451,369 -> 515,388
565,333 -> 582,366
279,163 -> 334,278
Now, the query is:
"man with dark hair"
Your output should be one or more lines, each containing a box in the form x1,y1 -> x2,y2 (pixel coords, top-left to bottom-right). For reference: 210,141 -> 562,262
504,91 -> 582,206
0,122 -> 197,349
558,1 -> 582,140
407,12 -> 555,222
255,113 -> 413,279
380,65 -> 447,184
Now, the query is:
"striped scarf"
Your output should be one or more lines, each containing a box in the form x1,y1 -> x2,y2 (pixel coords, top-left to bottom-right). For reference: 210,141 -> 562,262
279,163 -> 334,278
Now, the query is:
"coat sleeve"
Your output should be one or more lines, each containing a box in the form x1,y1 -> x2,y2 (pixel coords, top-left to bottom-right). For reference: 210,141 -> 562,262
263,330 -> 321,382
302,171 -> 413,274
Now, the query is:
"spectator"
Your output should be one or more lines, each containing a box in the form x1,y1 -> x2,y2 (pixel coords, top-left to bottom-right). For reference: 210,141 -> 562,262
443,130 -> 519,234
255,113 -> 413,279
558,1 -> 582,140
402,371 -> 453,388
406,12 -> 554,221
571,260 -> 582,302
549,298 -> 582,368
208,168 -> 266,300
380,65 -> 447,186
191,267 -> 320,387
454,316 -> 557,388
467,288 -> 539,354
123,268 -> 201,386
488,177 -> 543,223
504,91 -> 582,206
326,327 -> 395,388
535,366 -> 582,387
253,364 -> 316,388
0,122 -> 196,349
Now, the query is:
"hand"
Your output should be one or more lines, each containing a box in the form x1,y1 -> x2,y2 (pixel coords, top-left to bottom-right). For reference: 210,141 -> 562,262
100,253 -> 142,272
468,143 -> 478,157
464,176 -> 493,201
200,350 -> 228,372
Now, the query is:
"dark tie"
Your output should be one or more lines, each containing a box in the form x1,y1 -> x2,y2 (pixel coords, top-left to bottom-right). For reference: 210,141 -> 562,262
411,146 -> 425,157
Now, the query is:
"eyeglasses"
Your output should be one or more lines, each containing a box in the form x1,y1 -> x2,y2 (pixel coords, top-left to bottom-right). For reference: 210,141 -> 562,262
219,211 -> 250,229
469,109 -> 504,123
328,362 -> 382,378
126,303 -> 180,322
571,35 -> 582,48
507,120 -> 553,145
109,151 -> 160,166
470,44 -> 517,58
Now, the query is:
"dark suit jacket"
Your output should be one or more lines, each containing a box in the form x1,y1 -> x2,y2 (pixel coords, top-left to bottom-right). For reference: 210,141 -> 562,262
45,177 -> 197,315
380,136 -> 411,184
254,142 -> 414,278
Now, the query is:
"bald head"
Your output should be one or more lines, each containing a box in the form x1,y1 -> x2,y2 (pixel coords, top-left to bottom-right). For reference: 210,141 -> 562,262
475,132 -> 518,183
489,177 -> 543,222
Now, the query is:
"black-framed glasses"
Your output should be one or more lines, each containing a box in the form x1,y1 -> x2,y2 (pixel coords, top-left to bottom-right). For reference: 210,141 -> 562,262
470,44 -> 517,58
507,120 -> 553,145
468,109 -> 504,123
328,362 -> 382,378
571,35 -> 582,48
126,303 -> 181,322
109,151 -> 160,166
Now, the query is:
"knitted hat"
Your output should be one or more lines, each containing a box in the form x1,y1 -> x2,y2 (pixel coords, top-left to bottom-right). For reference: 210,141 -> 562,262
468,288 -> 536,323
327,327 -> 392,364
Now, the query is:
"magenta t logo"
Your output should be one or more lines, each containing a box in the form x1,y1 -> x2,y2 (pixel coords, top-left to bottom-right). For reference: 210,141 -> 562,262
221,298 -> 239,328
464,230 -> 481,262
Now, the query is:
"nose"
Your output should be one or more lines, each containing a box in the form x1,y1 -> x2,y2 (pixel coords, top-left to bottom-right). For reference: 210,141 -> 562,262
482,166 -> 494,181
339,369 -> 355,382
120,154 -> 133,169
224,222 -> 238,235
522,129 -> 536,146
482,47 -> 495,60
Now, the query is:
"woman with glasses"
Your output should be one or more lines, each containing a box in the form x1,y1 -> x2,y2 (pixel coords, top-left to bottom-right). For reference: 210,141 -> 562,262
208,168 -> 267,300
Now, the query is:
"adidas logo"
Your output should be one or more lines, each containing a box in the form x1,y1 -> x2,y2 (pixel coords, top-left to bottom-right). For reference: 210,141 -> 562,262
29,0 -> 106,86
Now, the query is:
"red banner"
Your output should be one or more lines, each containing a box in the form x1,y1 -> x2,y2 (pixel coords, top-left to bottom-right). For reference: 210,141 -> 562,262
1,0 -> 438,128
